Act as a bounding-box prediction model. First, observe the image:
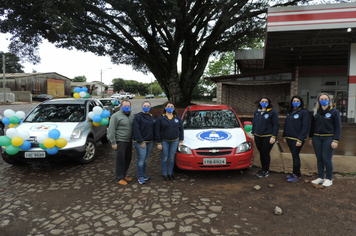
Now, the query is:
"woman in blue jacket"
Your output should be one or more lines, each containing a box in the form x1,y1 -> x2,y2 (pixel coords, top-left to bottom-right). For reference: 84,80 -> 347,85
133,101 -> 155,185
309,92 -> 341,187
282,95 -> 309,182
252,97 -> 279,178
155,101 -> 184,181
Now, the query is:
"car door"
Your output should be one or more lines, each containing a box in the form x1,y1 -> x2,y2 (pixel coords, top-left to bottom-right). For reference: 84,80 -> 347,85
90,100 -> 107,141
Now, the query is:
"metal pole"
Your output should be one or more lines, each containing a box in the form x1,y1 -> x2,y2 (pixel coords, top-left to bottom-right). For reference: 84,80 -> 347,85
2,54 -> 5,103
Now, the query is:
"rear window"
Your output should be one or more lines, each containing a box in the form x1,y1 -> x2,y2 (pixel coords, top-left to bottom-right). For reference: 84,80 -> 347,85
183,109 -> 240,129
25,104 -> 86,122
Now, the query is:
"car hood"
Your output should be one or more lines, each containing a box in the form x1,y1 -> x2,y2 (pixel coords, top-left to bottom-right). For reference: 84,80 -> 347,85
183,128 -> 247,149
15,122 -> 79,140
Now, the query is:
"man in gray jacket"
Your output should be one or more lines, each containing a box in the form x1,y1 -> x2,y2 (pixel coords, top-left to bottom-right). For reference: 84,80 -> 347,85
108,100 -> 134,185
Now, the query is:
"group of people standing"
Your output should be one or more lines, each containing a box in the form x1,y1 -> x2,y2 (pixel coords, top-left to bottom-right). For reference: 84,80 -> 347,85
252,92 -> 341,187
107,100 -> 184,185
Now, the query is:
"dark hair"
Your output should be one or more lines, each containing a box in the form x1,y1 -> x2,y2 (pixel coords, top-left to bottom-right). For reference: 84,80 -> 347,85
162,101 -> 177,115
257,97 -> 273,109
289,95 -> 305,112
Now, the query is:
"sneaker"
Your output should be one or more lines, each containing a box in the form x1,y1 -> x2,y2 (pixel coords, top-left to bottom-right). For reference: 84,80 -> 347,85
124,177 -> 133,182
117,180 -> 128,185
322,179 -> 333,187
138,177 -> 146,185
286,174 -> 292,179
287,174 -> 300,183
143,176 -> 150,181
257,170 -> 270,178
311,178 -> 324,185
256,169 -> 263,177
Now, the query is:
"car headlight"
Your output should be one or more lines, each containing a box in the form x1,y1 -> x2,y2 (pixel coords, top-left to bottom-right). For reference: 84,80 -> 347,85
178,145 -> 192,155
71,129 -> 82,139
236,141 -> 252,153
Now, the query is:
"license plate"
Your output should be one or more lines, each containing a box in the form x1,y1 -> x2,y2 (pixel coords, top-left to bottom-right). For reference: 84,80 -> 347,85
25,152 -> 46,158
203,158 -> 226,165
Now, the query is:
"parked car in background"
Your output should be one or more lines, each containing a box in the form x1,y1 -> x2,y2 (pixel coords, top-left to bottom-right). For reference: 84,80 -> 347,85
175,104 -> 253,171
145,94 -> 155,99
1,98 -> 108,165
99,98 -> 120,115
111,92 -> 133,100
32,94 -> 53,101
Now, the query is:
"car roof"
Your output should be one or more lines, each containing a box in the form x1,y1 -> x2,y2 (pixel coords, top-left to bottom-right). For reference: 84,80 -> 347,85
41,98 -> 97,105
186,104 -> 231,111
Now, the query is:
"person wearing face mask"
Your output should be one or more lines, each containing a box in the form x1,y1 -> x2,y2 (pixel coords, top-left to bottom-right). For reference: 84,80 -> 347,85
108,100 -> 135,185
133,101 -> 155,184
155,101 -> 184,181
252,97 -> 279,178
282,95 -> 309,183
309,92 -> 341,187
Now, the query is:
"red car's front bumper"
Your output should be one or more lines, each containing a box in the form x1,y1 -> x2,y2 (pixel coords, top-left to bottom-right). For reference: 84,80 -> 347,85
175,148 -> 254,171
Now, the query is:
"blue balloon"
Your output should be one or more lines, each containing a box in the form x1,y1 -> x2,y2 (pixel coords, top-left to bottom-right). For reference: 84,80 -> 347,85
48,129 -> 61,140
101,110 -> 110,118
2,117 -> 10,125
19,140 -> 31,150
46,146 -> 59,155
92,114 -> 101,123
81,87 -> 88,92
19,119 -> 23,124
74,87 -> 82,93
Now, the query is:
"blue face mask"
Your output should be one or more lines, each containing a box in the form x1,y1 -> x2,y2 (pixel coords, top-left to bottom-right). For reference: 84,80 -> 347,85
292,102 -> 301,108
121,106 -> 131,112
319,100 -> 329,106
260,102 -> 269,108
165,107 -> 174,113
142,107 -> 151,113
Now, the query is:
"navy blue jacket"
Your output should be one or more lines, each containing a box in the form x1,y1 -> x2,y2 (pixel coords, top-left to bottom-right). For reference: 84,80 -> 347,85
309,107 -> 341,142
252,108 -> 279,138
133,112 -> 155,144
282,108 -> 309,142
155,114 -> 184,144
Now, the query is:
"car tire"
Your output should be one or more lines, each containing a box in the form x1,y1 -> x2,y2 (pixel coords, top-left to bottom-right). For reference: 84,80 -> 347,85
1,151 -> 27,165
78,138 -> 97,164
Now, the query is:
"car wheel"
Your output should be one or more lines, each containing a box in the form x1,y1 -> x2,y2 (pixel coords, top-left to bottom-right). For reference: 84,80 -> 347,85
1,151 -> 27,165
78,138 -> 97,164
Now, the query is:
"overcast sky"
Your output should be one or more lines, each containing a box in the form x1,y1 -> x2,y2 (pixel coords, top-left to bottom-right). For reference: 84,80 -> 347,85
0,33 -> 154,85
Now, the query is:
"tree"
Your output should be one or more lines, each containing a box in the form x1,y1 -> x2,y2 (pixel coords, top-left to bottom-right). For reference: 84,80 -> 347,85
0,0 -> 307,105
73,75 -> 87,82
147,81 -> 163,96
0,51 -> 24,73
112,78 -> 125,93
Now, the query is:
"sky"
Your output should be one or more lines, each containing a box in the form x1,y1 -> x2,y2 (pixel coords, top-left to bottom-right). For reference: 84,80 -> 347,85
0,33 -> 154,85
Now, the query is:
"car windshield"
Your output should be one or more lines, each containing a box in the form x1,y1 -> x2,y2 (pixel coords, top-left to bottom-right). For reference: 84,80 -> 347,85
183,109 -> 240,129
25,104 -> 86,122
100,100 -> 113,106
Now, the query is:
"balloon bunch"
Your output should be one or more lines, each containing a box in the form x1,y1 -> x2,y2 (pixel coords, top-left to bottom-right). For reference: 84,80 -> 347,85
2,109 -> 26,128
0,128 -> 31,155
37,129 -> 67,155
73,87 -> 90,99
88,106 -> 110,126
112,99 -> 120,106
243,121 -> 253,138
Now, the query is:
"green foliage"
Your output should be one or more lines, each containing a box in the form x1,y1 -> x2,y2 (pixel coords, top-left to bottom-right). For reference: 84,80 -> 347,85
72,75 -> 87,82
112,78 -> 163,95
0,51 -> 24,73
147,81 -> 163,96
112,78 -> 125,93
205,52 -> 235,78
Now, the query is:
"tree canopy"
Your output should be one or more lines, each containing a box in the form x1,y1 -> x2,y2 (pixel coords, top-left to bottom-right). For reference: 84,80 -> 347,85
72,75 -> 87,82
0,51 -> 24,73
1,0 -> 308,105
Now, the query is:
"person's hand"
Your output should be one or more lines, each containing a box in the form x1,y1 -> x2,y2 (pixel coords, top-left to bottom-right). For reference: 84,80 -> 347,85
141,143 -> 146,149
296,141 -> 302,147
112,144 -> 117,150
178,142 -> 183,147
309,140 -> 313,146
252,136 -> 254,141
157,144 -> 162,150
283,139 -> 287,143
270,137 -> 276,144
331,141 -> 338,149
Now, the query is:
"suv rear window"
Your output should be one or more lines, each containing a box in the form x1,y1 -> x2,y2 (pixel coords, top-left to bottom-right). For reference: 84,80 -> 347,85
25,104 -> 86,122
183,109 -> 240,129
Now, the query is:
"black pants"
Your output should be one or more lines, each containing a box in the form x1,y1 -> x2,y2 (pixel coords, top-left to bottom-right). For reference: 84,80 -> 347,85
115,141 -> 132,182
286,139 -> 304,177
255,136 -> 274,171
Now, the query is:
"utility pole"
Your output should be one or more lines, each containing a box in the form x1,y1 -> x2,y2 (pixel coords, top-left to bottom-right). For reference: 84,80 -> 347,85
100,67 -> 111,97
2,54 -> 5,103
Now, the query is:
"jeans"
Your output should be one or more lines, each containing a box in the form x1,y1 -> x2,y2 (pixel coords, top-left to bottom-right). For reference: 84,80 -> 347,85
286,139 -> 304,177
115,141 -> 132,182
134,142 -> 154,178
160,140 -> 179,175
254,136 -> 274,171
312,136 -> 334,180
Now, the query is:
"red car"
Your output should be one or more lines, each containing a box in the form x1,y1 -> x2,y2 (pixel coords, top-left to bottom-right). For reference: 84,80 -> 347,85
176,104 -> 254,171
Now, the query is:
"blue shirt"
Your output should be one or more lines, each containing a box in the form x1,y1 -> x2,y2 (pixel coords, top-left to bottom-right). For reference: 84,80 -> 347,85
283,108 -> 309,142
252,108 -> 279,138
133,112 -> 155,144
155,114 -> 184,144
309,107 -> 341,142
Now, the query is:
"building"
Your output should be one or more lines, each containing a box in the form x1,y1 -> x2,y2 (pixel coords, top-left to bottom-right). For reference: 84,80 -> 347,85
208,2 -> 356,122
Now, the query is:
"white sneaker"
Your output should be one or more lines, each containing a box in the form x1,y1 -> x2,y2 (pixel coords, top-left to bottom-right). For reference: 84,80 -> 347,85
322,179 -> 333,187
311,178 -> 324,185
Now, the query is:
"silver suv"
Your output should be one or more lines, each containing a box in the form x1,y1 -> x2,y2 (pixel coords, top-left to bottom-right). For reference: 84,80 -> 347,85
1,98 -> 108,165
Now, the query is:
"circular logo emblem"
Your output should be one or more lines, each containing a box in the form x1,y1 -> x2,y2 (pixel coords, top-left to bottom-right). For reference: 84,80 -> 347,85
264,114 -> 269,119
294,114 -> 299,119
174,119 -> 178,123
30,124 -> 58,132
196,130 -> 232,142
325,113 -> 331,118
